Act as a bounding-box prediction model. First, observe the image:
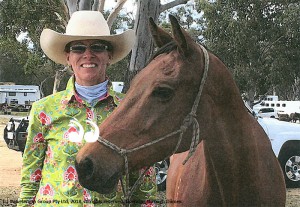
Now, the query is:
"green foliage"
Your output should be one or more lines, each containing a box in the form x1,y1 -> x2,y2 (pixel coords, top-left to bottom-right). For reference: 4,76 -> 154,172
197,0 -> 300,100
0,0 -> 67,95
159,3 -> 203,42
103,10 -> 134,82
107,55 -> 130,82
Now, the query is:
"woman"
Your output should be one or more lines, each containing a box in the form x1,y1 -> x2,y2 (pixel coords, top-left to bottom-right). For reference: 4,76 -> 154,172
18,11 -> 157,207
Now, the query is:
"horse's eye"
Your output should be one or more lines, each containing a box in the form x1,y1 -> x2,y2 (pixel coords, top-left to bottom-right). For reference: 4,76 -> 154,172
152,86 -> 174,102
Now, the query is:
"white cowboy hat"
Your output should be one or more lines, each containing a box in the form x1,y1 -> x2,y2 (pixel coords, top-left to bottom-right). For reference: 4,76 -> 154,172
40,11 -> 135,65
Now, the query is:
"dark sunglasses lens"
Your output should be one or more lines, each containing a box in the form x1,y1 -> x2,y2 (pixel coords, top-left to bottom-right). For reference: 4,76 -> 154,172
70,45 -> 86,53
90,44 -> 108,52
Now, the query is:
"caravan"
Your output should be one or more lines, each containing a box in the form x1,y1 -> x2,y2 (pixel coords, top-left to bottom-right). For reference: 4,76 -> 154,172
0,85 -> 41,111
253,95 -> 300,116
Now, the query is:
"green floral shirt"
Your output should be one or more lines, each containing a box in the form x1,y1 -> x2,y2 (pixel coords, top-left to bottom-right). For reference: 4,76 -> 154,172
18,76 -> 157,207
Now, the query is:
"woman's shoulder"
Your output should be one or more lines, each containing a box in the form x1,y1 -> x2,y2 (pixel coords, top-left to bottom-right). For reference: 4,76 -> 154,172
33,90 -> 69,107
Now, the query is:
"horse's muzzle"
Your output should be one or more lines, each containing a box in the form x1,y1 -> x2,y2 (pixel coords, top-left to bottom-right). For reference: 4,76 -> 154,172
75,156 -> 94,181
75,156 -> 120,194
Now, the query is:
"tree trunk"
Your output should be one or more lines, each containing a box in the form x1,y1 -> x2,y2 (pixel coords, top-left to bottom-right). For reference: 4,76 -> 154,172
52,71 -> 61,94
52,66 -> 69,94
124,0 -> 161,92
107,0 -> 128,29
78,0 -> 92,10
65,0 -> 77,16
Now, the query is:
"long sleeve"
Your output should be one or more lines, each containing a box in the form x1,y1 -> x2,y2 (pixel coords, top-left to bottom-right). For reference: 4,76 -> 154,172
18,102 -> 47,206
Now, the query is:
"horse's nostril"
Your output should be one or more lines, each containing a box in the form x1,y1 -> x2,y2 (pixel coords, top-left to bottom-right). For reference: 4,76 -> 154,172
76,157 -> 94,180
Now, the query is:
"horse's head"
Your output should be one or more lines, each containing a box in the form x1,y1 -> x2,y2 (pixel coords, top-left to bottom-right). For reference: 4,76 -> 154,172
75,15 -> 212,194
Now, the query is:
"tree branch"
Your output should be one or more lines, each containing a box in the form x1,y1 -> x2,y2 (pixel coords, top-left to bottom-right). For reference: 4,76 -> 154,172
261,35 -> 284,59
78,0 -> 92,10
160,0 -> 188,13
98,0 -> 106,12
64,0 -> 78,16
106,0 -> 127,29
92,0 -> 100,11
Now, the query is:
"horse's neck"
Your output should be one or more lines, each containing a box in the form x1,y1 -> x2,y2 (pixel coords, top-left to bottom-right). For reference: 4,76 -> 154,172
200,95 -> 266,202
203,90 -> 257,164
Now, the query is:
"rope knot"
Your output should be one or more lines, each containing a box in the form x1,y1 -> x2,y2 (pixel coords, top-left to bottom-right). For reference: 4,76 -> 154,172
181,113 -> 196,131
119,149 -> 127,156
189,112 -> 197,118
180,125 -> 188,132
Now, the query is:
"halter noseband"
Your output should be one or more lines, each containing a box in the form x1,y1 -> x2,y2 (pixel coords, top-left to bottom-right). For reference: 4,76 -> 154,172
97,44 -> 210,204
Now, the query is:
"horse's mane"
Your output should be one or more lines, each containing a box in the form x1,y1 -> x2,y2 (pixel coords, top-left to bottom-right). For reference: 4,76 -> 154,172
148,41 -> 177,63
149,41 -> 226,65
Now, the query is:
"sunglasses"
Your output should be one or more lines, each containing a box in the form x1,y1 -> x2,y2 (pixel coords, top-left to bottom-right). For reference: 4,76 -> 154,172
69,43 -> 110,54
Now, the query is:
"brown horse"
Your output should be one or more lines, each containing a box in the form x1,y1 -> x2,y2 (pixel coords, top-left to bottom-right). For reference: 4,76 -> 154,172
75,15 -> 286,206
290,112 -> 300,123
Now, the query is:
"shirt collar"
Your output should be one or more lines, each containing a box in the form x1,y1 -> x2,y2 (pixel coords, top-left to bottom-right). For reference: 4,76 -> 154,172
63,75 -> 124,106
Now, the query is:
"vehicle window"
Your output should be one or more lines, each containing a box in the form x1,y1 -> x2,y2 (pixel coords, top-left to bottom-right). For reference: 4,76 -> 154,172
8,92 -> 16,96
259,108 -> 274,113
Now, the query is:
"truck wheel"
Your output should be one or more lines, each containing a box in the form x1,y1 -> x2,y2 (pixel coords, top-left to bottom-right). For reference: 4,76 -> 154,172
155,159 -> 169,191
279,150 -> 300,188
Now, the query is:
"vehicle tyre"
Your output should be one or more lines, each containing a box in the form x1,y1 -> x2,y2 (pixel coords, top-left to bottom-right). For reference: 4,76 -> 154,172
155,159 -> 169,191
279,149 -> 300,188
17,106 -> 25,112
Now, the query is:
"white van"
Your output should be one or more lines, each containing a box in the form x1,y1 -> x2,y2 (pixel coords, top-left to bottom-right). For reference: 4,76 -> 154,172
257,107 -> 279,119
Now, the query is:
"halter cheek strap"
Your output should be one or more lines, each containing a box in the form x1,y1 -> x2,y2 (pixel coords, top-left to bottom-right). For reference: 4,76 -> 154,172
97,44 -> 210,204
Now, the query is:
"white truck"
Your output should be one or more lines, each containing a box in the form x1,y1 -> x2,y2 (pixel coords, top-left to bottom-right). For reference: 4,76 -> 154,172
245,102 -> 300,188
0,85 -> 41,112
253,95 -> 300,116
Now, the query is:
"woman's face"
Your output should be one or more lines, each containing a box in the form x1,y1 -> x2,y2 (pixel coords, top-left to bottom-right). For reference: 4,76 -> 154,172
66,39 -> 112,86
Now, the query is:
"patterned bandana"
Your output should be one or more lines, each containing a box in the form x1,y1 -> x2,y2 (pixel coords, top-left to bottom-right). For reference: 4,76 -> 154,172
75,80 -> 108,105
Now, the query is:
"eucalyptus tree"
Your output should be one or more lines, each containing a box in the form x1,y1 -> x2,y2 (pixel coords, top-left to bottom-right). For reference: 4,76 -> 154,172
270,2 -> 300,100
124,0 -> 189,91
0,0 -> 67,96
197,0 -> 300,102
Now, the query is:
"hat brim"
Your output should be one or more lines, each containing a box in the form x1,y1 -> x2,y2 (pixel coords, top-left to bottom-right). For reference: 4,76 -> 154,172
40,28 -> 135,65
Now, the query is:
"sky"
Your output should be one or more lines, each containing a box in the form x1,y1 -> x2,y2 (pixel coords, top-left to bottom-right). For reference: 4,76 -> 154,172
103,0 -> 196,14
104,0 -> 135,13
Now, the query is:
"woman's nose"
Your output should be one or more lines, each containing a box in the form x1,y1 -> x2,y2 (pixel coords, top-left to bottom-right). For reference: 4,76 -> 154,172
83,48 -> 95,57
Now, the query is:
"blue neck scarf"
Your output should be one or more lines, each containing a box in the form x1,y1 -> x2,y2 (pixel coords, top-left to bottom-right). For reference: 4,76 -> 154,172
75,80 -> 108,106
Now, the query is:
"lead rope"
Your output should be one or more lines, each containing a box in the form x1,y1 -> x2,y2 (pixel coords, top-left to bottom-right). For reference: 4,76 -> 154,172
97,44 -> 209,206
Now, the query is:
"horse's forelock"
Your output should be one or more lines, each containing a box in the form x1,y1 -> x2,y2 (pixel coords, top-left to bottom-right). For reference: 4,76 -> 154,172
149,41 -> 177,62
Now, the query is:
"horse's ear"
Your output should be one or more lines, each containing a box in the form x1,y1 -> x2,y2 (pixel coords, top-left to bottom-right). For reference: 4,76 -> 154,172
149,17 -> 173,48
169,15 -> 189,56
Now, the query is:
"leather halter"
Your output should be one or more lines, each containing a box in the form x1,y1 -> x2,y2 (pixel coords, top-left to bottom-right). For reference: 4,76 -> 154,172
97,44 -> 210,204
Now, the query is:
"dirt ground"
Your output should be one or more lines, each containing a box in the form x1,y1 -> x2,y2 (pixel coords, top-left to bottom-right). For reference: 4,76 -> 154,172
0,116 -> 300,206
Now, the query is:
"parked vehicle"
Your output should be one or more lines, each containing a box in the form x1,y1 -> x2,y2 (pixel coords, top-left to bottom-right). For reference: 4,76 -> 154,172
0,85 -> 40,112
112,82 -> 124,93
155,159 -> 169,191
258,117 -> 300,188
257,107 -> 279,119
253,95 -> 300,116
3,117 -> 29,152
